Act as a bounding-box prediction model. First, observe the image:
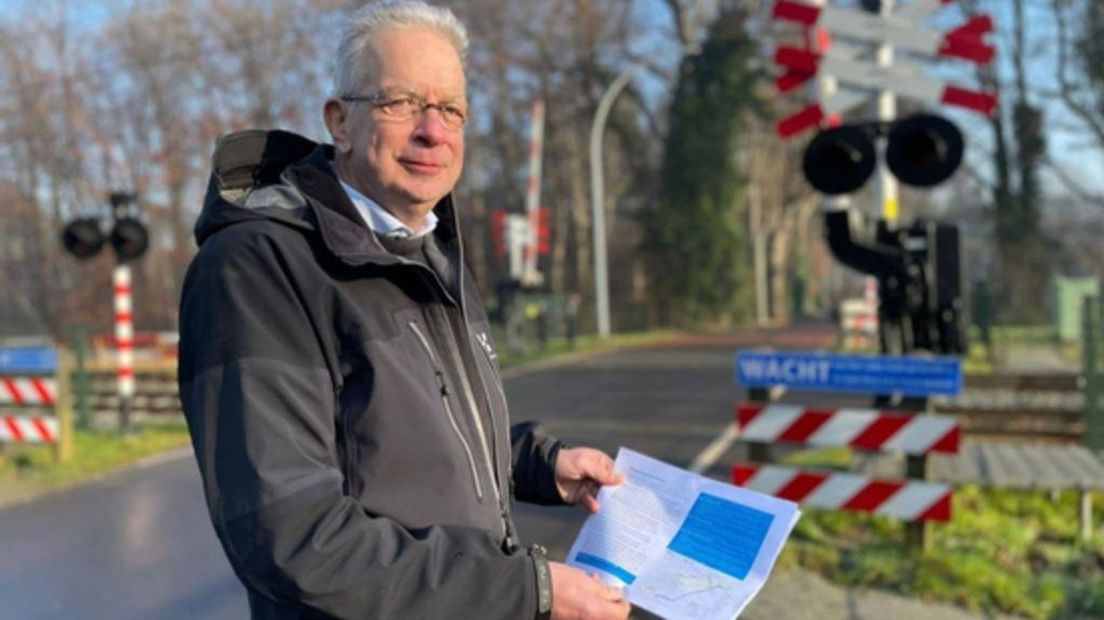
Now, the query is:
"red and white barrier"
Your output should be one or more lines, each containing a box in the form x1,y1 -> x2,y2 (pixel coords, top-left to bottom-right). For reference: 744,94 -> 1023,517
0,415 -> 58,444
737,403 -> 959,455
114,266 -> 135,399
0,377 -> 57,406
523,99 -> 545,282
732,463 -> 952,522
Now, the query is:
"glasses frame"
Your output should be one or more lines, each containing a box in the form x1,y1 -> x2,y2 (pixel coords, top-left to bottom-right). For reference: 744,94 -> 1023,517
340,89 -> 469,130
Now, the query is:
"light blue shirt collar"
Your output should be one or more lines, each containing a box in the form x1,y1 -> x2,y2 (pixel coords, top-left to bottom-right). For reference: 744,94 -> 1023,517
339,180 -> 438,239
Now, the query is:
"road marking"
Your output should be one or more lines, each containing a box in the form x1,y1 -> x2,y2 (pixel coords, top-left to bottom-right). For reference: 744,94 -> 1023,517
688,422 -> 741,474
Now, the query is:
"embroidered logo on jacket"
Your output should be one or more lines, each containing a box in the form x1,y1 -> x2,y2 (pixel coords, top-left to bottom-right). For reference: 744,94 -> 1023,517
476,332 -> 497,361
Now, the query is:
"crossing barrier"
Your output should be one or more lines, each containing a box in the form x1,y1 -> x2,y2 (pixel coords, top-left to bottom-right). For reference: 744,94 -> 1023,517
737,404 -> 959,455
732,350 -> 963,544
732,464 -> 952,522
0,346 -> 73,461
0,415 -> 59,444
732,403 -> 959,523
0,377 -> 57,407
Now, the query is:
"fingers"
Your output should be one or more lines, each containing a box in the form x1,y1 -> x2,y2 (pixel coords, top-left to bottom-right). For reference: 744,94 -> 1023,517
556,448 -> 625,510
579,449 -> 624,486
581,488 -> 601,513
551,562 -> 631,620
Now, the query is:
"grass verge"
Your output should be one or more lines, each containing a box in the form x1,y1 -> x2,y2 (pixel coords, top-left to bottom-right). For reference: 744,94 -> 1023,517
776,450 -> 1104,619
0,420 -> 192,508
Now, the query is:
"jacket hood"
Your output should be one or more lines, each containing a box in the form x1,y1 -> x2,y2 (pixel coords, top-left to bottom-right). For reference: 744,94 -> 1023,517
196,129 -> 320,246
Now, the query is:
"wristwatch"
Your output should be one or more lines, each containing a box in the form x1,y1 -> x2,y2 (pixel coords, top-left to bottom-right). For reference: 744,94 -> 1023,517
530,544 -> 553,620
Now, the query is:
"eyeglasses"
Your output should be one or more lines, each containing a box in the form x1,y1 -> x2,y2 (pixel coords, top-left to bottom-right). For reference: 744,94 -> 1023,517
340,90 -> 468,130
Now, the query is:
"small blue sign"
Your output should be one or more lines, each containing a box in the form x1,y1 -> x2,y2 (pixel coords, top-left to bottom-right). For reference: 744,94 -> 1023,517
668,493 -> 773,580
735,350 -> 962,397
0,347 -> 58,374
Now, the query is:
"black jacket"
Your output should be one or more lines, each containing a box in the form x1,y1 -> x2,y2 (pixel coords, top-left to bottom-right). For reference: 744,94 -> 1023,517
178,130 -> 561,619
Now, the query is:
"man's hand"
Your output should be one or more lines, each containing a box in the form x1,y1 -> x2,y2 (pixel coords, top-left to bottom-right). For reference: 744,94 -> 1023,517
555,447 -> 624,512
549,562 -> 630,620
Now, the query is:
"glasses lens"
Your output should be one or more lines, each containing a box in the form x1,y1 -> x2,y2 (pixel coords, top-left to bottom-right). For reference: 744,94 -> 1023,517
377,96 -> 418,119
438,105 -> 466,129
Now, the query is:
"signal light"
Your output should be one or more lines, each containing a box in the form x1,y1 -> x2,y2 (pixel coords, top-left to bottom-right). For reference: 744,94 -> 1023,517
802,125 -> 876,195
802,113 -> 964,195
61,218 -> 106,260
885,113 -> 964,188
110,218 -> 150,261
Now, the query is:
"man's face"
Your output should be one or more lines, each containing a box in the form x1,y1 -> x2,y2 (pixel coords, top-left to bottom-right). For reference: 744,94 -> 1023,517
330,26 -> 466,216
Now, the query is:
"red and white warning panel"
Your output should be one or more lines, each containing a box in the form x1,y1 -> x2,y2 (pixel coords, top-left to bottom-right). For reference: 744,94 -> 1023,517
774,49 -> 997,115
732,463 -> 952,522
0,377 -> 57,407
0,415 -> 58,444
773,1 -> 994,63
736,403 -> 960,456
770,0 -> 997,138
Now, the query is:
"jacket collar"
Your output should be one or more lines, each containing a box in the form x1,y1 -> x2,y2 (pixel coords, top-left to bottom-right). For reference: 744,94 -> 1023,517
284,144 -> 463,269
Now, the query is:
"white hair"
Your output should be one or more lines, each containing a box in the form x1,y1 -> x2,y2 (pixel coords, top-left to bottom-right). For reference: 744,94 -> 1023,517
331,1 -> 469,97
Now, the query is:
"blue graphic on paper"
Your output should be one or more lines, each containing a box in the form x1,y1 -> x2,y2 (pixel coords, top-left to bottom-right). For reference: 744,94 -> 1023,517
667,493 -> 774,581
735,350 -> 962,396
574,552 -> 637,584
0,347 -> 57,374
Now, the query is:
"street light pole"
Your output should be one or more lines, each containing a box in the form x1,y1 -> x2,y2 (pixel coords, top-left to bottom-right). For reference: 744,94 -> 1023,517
590,64 -> 640,338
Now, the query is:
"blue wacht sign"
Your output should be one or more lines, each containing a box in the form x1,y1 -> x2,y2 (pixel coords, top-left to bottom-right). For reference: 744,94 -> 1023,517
735,350 -> 962,397
0,347 -> 58,374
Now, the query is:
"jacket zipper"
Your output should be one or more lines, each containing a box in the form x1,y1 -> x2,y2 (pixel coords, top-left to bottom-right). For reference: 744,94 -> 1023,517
409,320 -> 484,501
471,329 -> 511,475
436,313 -> 505,514
452,284 -> 513,548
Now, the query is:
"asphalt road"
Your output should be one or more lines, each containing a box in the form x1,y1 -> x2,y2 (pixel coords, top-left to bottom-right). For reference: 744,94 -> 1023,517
0,340 -> 815,620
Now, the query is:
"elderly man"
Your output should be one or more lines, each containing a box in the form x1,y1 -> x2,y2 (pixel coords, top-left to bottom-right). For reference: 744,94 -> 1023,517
178,1 -> 630,619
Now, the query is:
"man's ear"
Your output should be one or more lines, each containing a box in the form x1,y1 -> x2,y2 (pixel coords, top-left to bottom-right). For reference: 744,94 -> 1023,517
323,99 -> 353,154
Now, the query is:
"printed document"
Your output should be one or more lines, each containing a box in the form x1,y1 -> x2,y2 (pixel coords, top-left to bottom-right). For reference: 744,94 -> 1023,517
567,448 -> 800,620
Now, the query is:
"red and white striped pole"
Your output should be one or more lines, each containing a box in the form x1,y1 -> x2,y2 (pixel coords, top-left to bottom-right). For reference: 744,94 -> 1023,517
523,99 -> 545,285
114,264 -> 135,432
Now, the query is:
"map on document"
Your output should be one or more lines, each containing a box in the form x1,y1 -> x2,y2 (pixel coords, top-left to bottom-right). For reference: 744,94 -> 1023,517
566,448 -> 800,620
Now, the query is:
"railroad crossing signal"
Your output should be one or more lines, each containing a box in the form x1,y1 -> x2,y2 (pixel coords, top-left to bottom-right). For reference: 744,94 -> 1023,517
802,112 -> 963,195
771,0 -> 997,139
61,192 -> 149,262
775,48 -> 996,137
491,208 -> 549,288
770,0 -> 994,195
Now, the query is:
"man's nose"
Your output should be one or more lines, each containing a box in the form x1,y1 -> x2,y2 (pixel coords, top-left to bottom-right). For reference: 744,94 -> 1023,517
411,107 -> 451,145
